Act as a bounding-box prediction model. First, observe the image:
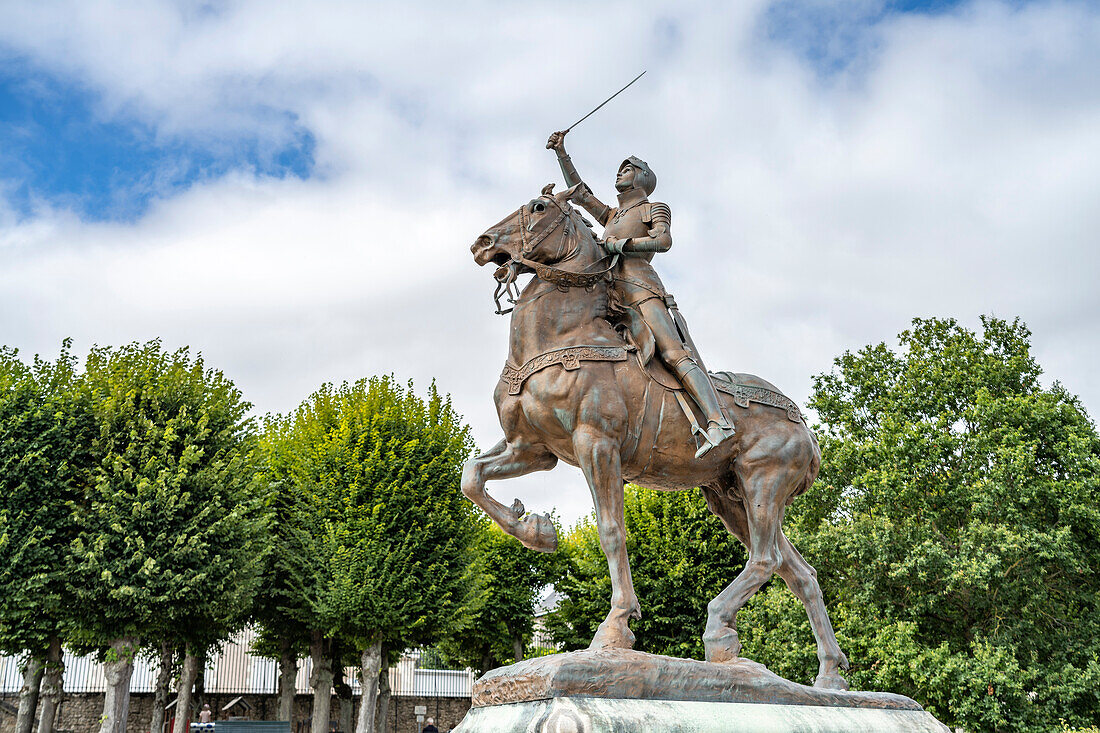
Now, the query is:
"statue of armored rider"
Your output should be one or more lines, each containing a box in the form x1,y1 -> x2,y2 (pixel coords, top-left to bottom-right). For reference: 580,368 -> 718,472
547,130 -> 735,458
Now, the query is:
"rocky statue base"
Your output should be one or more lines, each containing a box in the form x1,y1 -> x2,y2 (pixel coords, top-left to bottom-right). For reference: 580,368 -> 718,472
452,650 -> 949,733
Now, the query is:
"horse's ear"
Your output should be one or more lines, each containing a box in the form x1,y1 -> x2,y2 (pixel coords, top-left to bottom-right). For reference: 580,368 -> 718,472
555,183 -> 584,204
541,183 -> 555,196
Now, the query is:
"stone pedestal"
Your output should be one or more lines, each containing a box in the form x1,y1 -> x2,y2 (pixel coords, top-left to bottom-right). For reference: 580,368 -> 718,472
455,697 -> 949,732
453,650 -> 949,733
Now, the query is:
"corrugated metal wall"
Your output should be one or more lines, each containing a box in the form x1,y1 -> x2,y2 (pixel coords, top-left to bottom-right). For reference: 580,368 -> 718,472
0,628 -> 481,698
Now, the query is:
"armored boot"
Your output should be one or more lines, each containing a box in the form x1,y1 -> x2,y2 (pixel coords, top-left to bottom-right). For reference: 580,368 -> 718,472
674,357 -> 736,459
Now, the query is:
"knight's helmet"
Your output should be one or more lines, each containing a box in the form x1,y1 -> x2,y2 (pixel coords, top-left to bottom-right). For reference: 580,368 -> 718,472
620,156 -> 657,196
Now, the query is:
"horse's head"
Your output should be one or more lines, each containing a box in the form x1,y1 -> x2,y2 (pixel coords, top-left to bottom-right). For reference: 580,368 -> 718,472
471,183 -> 587,272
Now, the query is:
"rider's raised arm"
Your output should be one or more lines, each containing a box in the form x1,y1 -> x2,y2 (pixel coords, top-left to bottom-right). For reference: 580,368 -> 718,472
547,131 -> 583,187
547,131 -> 612,226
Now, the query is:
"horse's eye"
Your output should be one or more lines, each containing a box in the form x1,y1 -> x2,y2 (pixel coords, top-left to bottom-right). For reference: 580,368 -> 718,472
533,202 -> 546,213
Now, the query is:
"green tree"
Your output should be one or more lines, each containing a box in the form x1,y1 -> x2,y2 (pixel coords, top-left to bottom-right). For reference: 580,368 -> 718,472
746,316 -> 1100,732
545,485 -> 746,659
264,377 -> 478,733
441,518 -> 560,674
69,341 -> 266,733
250,471 -> 315,727
259,414 -> 337,733
0,342 -> 93,733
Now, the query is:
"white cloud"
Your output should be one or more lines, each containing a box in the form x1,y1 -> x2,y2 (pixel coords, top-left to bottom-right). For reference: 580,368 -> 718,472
1,0 -> 1098,526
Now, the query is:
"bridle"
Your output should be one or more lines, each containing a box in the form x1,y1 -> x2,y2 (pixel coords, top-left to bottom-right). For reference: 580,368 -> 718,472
492,196 -> 619,315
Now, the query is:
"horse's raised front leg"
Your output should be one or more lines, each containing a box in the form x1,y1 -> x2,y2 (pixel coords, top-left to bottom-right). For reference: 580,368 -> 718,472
461,439 -> 559,552
776,532 -> 849,690
573,426 -> 640,650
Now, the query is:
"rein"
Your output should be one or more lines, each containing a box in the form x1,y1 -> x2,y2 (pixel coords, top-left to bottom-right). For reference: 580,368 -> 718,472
492,198 -> 619,315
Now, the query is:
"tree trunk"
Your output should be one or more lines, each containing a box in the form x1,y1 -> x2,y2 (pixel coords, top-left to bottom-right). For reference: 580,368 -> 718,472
334,673 -> 352,733
277,638 -> 298,724
15,654 -> 44,733
331,644 -> 352,733
308,632 -> 333,733
171,648 -> 200,733
512,634 -> 525,664
149,643 -> 174,733
36,636 -> 64,733
353,643 -> 381,733
98,637 -> 138,733
372,654 -> 390,733
194,652 -> 206,718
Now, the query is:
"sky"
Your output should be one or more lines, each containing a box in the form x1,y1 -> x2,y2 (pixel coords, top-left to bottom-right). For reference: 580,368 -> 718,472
1,0 -> 1098,527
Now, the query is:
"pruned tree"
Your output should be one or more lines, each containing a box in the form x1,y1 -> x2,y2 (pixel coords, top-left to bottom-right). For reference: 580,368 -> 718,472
264,377 -> 478,733
69,341 -> 266,733
261,406 -> 344,733
0,342 -> 92,733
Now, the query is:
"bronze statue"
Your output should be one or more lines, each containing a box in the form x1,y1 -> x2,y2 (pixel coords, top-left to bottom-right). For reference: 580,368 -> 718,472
465,180 -> 850,690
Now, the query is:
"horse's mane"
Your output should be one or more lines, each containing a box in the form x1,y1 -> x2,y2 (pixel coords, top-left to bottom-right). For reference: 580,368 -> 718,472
563,204 -> 596,242
541,183 -> 596,239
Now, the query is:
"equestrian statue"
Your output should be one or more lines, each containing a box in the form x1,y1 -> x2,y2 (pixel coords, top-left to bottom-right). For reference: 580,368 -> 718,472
462,129 -> 850,691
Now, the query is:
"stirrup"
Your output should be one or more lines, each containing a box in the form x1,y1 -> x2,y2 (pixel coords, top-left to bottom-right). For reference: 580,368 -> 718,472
695,421 -> 735,459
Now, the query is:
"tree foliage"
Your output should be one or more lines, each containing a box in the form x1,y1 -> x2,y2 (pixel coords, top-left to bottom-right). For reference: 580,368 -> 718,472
546,485 -> 746,659
312,377 -> 479,650
776,316 -> 1100,731
70,340 -> 267,648
250,469 -> 318,659
441,519 -> 560,673
0,342 -> 91,658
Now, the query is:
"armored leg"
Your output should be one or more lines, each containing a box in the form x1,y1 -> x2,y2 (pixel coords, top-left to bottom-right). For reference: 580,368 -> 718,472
636,297 -> 736,458
672,355 -> 736,458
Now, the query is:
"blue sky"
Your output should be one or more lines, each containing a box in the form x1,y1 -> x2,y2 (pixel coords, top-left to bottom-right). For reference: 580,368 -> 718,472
0,0 -> 983,224
0,56 -> 315,222
764,0 -> 987,73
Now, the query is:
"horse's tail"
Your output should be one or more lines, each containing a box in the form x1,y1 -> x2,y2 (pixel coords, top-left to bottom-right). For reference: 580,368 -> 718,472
787,425 -> 822,505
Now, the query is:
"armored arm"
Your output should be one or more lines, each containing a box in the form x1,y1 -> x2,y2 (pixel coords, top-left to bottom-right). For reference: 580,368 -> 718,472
547,131 -> 612,226
605,202 -> 672,254
555,147 -> 583,188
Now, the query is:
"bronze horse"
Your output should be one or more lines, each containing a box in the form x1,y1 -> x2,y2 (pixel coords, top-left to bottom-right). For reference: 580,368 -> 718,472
464,184 -> 850,689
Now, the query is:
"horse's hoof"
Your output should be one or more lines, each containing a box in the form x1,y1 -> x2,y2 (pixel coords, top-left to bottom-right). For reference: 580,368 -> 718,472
703,628 -> 742,664
814,672 -> 849,691
589,620 -> 636,651
516,512 -> 557,553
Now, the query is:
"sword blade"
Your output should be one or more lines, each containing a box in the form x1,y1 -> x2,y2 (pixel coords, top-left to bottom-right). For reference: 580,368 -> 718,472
564,70 -> 646,133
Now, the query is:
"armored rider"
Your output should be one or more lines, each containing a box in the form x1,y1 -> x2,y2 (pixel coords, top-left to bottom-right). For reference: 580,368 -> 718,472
546,130 -> 735,458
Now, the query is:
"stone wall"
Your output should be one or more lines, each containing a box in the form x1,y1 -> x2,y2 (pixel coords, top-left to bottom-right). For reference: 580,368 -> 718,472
0,693 -> 471,733
380,696 -> 470,733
